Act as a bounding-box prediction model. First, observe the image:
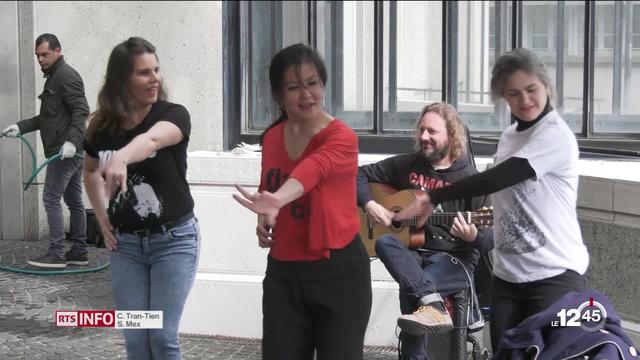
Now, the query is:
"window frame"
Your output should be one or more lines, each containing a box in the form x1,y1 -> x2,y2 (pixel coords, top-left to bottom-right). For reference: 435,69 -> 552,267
224,0 -> 640,157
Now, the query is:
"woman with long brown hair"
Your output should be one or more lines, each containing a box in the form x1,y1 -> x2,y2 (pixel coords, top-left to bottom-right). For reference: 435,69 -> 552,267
84,37 -> 198,359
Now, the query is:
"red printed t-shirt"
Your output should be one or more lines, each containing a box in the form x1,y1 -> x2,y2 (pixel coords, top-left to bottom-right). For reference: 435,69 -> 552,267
258,119 -> 359,261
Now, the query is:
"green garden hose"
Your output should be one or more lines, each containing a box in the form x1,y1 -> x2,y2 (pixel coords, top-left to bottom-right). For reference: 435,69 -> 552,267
0,260 -> 110,275
1,132 -> 83,190
23,152 -> 84,190
0,132 -> 107,275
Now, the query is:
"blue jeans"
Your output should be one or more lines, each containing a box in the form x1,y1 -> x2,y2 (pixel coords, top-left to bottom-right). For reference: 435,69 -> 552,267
375,235 -> 469,360
43,157 -> 86,257
109,217 -> 200,360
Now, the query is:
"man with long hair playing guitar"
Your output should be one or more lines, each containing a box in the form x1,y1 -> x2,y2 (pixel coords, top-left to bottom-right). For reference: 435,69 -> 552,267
357,102 -> 493,359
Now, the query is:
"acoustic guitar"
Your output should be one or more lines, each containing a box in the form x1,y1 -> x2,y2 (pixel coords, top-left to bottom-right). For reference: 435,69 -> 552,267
359,183 -> 493,257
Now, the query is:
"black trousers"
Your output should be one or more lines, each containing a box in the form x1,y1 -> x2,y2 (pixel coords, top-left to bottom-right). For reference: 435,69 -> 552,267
261,238 -> 372,360
490,269 -> 585,351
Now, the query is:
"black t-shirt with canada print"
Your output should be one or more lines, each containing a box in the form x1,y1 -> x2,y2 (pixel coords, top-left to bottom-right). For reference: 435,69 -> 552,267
84,100 -> 194,232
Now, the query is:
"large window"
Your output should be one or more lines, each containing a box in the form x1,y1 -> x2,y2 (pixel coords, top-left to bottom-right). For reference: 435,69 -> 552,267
333,1 -> 443,132
225,1 -> 640,155
238,2 -> 308,132
634,4 -> 640,48
523,4 -> 556,51
523,1 -> 584,132
597,4 -> 615,50
593,1 -> 640,133
384,1 -> 443,130
328,1 -> 375,130
459,1 -> 510,132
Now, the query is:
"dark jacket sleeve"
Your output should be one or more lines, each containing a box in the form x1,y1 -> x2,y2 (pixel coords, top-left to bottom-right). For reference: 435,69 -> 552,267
356,156 -> 401,208
16,115 -> 40,134
473,228 -> 493,252
469,190 -> 493,252
429,157 -> 536,205
428,166 -> 495,252
59,71 -> 89,150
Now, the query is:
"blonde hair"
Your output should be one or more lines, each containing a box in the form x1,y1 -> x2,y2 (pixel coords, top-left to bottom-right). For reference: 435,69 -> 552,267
414,102 -> 468,162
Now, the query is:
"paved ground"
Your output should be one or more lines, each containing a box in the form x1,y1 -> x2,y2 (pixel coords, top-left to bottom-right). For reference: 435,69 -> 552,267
0,240 -> 397,359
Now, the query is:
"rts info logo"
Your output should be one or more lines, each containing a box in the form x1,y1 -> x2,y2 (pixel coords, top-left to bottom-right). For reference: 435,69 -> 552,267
551,297 -> 607,332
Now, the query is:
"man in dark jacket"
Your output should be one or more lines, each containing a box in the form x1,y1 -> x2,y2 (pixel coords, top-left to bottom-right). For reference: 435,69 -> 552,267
2,33 -> 88,268
357,103 -> 493,359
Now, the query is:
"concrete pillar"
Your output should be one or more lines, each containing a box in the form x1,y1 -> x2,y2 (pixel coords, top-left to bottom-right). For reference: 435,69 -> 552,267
0,1 -> 39,241
0,1 -> 26,240
18,1 -> 41,241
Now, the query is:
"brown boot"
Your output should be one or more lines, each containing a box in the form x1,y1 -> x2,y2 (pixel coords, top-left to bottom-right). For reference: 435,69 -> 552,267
397,304 -> 453,335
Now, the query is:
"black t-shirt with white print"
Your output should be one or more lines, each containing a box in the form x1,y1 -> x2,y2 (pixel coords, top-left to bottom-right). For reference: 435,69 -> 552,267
84,100 -> 194,232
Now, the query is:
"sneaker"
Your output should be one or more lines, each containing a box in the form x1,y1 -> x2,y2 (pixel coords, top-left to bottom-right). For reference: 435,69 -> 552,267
65,250 -> 89,266
27,253 -> 67,269
397,304 -> 454,335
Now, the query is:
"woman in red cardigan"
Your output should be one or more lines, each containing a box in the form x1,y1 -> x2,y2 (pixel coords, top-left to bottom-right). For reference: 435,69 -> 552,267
233,43 -> 372,360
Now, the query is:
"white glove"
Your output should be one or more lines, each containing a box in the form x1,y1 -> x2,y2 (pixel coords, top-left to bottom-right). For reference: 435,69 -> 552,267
59,141 -> 77,159
2,124 -> 20,137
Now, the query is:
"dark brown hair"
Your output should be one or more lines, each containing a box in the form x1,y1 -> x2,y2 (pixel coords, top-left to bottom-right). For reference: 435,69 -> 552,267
87,37 -> 167,142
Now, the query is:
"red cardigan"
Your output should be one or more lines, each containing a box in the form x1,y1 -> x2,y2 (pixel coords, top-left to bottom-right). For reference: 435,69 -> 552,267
258,119 -> 359,260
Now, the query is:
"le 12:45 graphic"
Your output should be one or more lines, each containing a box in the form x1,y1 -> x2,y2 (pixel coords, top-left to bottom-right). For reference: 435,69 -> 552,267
551,297 -> 607,332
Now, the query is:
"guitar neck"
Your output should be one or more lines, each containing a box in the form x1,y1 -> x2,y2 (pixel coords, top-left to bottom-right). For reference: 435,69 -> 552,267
401,211 -> 484,227
428,212 -> 468,226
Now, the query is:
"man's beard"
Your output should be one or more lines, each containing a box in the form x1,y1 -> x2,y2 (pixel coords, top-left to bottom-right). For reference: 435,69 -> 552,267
421,143 -> 450,163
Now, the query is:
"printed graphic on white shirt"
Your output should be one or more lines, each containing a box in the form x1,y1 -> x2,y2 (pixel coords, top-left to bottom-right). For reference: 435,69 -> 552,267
490,110 -> 589,283
497,183 -> 545,254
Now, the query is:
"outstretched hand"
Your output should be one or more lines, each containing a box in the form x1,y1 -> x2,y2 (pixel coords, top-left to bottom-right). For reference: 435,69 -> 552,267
392,190 -> 434,228
232,184 -> 283,228
103,152 -> 128,199
364,201 -> 394,226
